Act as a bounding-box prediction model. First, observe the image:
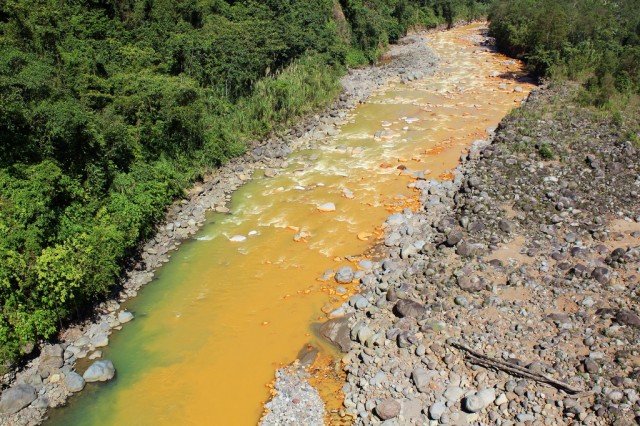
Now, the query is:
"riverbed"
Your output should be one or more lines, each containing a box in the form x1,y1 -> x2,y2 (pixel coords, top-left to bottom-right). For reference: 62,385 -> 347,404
45,23 -> 532,426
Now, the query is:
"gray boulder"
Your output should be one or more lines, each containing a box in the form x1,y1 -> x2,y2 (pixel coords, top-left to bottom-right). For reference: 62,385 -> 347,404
0,384 -> 36,415
64,371 -> 86,392
319,315 -> 353,352
83,360 -> 116,382
38,344 -> 64,376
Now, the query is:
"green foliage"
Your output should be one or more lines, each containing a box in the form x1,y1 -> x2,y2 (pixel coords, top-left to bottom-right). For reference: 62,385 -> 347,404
489,0 -> 640,106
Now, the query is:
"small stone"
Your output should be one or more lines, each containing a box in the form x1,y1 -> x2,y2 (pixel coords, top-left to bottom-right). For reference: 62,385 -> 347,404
317,202 -> 336,212
429,401 -> 446,420
375,399 -> 401,420
393,299 -> 425,318
464,388 -> 496,413
584,358 -> 599,374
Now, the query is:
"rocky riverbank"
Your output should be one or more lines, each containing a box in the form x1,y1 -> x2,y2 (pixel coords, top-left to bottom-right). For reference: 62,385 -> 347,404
320,82 -> 640,425
0,24 -> 440,426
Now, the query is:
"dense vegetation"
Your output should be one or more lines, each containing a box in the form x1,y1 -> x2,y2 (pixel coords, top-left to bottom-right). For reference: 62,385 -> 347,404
0,0 -> 487,367
489,0 -> 640,106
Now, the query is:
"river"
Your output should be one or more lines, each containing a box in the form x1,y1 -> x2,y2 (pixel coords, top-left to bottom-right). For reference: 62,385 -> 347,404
46,23 -> 533,425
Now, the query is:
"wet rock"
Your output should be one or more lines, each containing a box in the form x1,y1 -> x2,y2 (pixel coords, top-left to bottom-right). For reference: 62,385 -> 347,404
320,315 -> 353,352
335,266 -> 354,284
83,360 -> 116,382
375,399 -> 401,420
0,384 -> 36,415
317,202 -> 336,212
117,311 -> 134,323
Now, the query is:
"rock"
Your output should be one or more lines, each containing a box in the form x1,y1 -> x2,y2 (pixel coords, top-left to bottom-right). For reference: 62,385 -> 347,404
498,219 -> 513,233
445,229 -> 463,247
229,235 -> 247,242
38,344 -> 64,375
584,357 -> 599,374
412,368 -> 436,392
615,310 -> 640,327
375,399 -> 401,420
319,315 -> 353,352
91,333 -> 109,348
429,401 -> 447,420
83,360 -> 116,382
335,266 -> 354,284
393,299 -> 425,318
64,371 -> 86,392
0,384 -> 36,415
444,386 -> 465,403
117,311 -> 134,323
457,241 -> 479,257
464,388 -> 496,413
591,266 -> 610,284
317,202 -> 336,212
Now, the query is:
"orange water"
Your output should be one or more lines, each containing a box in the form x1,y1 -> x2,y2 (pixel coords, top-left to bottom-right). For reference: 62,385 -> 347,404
46,24 -> 533,426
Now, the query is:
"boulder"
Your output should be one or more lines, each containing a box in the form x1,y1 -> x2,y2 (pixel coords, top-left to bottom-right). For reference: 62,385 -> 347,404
83,360 -> 116,382
319,315 -> 353,352
38,344 -> 64,376
0,384 -> 36,415
64,371 -> 86,392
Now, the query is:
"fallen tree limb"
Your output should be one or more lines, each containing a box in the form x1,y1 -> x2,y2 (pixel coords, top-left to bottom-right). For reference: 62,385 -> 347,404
451,342 -> 586,395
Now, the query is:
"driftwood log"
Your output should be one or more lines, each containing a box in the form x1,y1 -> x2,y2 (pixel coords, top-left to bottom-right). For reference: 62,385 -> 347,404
451,342 -> 586,395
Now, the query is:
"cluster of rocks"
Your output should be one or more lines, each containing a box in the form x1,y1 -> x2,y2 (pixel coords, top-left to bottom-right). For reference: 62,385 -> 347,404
0,300 -> 131,424
261,362 -> 326,426
0,25 -> 440,426
320,84 -> 639,425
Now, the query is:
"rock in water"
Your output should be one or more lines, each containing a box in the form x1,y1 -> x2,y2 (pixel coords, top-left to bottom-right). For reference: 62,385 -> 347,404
0,384 -> 36,415
317,202 -> 336,212
83,360 -> 116,382
319,315 -> 353,352
229,235 -> 247,242
118,310 -> 134,323
334,266 -> 354,283
64,371 -> 86,392
375,399 -> 401,420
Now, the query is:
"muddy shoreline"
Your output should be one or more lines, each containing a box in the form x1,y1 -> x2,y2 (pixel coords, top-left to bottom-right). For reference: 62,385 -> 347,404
0,21 -> 445,426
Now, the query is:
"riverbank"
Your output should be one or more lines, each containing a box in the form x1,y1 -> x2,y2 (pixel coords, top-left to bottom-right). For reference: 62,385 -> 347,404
320,82 -> 640,425
0,22 -> 442,426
